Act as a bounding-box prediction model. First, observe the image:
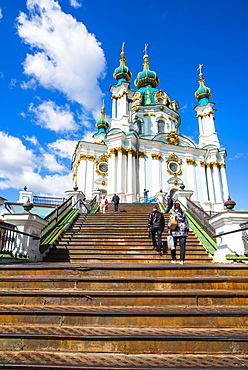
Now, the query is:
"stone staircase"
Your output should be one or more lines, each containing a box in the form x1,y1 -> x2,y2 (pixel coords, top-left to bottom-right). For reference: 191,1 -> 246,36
44,202 -> 212,263
0,203 -> 248,368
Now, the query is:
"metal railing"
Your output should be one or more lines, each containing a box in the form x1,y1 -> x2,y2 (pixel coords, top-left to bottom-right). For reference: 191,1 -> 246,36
133,196 -> 156,204
0,221 -> 38,259
33,195 -> 66,206
185,198 -> 216,238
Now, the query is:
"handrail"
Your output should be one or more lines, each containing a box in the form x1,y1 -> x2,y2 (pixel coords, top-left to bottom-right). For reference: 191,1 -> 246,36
185,197 -> 216,238
213,226 -> 248,238
0,222 -> 39,239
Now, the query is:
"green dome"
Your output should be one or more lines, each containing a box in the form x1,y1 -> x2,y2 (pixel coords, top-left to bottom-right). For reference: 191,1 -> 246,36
195,71 -> 211,106
95,106 -> 109,135
113,49 -> 132,84
134,54 -> 160,89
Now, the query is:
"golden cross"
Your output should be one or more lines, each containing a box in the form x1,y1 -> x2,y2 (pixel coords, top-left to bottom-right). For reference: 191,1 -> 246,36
121,42 -> 125,52
197,63 -> 204,74
143,44 -> 149,54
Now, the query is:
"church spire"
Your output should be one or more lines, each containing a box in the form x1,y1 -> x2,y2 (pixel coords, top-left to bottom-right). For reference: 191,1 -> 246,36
95,100 -> 109,135
113,42 -> 132,84
194,64 -> 212,106
134,45 -> 160,89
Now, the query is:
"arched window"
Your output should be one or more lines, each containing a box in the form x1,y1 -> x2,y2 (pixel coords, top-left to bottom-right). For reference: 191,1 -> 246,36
158,120 -> 165,133
134,120 -> 142,134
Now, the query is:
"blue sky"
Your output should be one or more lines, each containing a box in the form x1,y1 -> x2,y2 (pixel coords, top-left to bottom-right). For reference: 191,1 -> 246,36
0,0 -> 247,210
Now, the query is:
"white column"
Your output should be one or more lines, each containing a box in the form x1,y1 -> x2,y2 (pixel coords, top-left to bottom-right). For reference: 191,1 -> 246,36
127,149 -> 133,194
85,157 -> 94,199
107,149 -> 117,195
199,162 -> 209,202
139,153 -> 145,196
132,154 -> 137,196
151,155 -> 161,194
212,163 -> 223,203
186,160 -> 197,200
77,156 -> 86,194
116,147 -> 124,193
220,163 -> 229,202
206,164 -> 215,203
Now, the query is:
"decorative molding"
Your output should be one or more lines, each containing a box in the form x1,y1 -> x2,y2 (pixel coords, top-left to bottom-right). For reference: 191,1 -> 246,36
116,146 -> 127,155
151,154 -> 162,160
219,163 -> 226,169
138,151 -> 146,158
101,180 -> 106,186
150,113 -> 155,116
143,113 -> 149,117
80,154 -> 87,160
186,159 -> 196,165
133,107 -> 139,112
166,130 -> 179,146
109,148 -> 117,156
159,106 -> 164,110
126,148 -> 136,156
196,110 -> 214,118
168,116 -> 177,122
166,153 -> 182,176
112,91 -> 128,100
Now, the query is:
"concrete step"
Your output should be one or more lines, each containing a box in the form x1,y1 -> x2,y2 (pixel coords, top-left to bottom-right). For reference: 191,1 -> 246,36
0,289 -> 248,306
1,275 -> 247,291
0,326 -> 247,354
0,305 -> 247,327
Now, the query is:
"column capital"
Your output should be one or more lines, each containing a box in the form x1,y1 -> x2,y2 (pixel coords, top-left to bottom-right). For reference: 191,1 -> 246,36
186,159 -> 196,165
151,154 -> 162,160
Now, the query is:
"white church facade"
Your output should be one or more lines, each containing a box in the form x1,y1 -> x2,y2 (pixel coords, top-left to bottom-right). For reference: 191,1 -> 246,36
71,47 -> 229,213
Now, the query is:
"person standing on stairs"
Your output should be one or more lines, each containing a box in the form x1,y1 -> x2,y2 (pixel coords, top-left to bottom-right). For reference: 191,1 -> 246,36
168,202 -> 189,264
148,205 -> 165,256
98,195 -> 109,214
165,195 -> 173,213
143,189 -> 149,203
112,193 -> 120,212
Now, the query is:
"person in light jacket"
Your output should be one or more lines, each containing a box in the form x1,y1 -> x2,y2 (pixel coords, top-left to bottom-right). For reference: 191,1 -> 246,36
168,202 -> 189,264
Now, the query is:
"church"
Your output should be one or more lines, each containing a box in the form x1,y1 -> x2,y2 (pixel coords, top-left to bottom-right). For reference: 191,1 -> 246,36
71,45 -> 229,213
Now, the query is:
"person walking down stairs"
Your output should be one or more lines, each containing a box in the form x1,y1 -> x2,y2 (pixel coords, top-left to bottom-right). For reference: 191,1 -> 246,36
168,202 -> 189,264
112,193 -> 120,212
148,205 -> 165,256
98,195 -> 109,214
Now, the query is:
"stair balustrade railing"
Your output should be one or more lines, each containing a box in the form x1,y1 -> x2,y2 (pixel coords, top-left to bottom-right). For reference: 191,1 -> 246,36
0,220 -> 38,259
0,195 -> 97,261
41,195 -> 97,241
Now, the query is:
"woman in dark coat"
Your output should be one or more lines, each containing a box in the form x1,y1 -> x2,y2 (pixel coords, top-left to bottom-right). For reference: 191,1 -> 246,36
168,202 -> 189,264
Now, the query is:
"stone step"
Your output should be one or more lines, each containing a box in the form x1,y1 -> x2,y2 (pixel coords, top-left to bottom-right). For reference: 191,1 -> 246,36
0,305 -> 247,327
46,256 -> 212,263
0,351 -> 246,369
1,275 -> 246,291
0,289 -> 248,306
1,263 -> 246,277
0,326 -> 247,354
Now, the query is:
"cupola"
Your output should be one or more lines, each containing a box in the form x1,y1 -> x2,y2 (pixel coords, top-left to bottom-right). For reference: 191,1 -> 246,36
134,48 -> 160,89
113,43 -> 132,84
195,64 -> 212,106
95,103 -> 109,135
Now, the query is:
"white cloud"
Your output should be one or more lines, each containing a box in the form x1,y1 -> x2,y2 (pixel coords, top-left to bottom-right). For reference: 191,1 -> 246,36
42,153 -> 66,173
48,139 -> 77,158
28,100 -> 78,132
23,135 -> 39,146
17,0 -> 106,119
82,130 -> 95,142
0,131 -> 72,196
70,0 -> 82,8
0,9 -> 3,20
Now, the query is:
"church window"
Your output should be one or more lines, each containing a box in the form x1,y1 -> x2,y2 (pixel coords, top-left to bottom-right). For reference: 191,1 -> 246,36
134,120 -> 142,134
158,120 -> 165,133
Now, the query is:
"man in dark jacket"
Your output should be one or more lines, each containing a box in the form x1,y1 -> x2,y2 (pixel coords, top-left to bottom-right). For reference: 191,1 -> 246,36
112,193 -> 120,212
165,195 -> 173,213
148,205 -> 165,255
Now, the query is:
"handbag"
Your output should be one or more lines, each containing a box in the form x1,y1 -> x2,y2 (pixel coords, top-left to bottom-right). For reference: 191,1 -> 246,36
167,235 -> 175,250
169,212 -> 177,230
